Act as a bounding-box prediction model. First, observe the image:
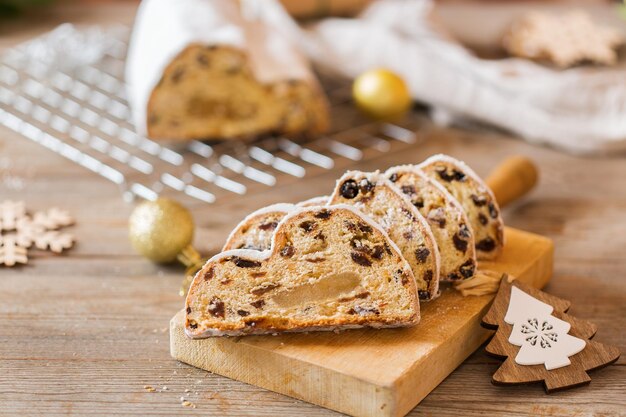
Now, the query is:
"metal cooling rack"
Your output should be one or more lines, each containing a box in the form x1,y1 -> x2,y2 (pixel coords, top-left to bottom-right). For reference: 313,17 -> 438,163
0,24 -> 425,205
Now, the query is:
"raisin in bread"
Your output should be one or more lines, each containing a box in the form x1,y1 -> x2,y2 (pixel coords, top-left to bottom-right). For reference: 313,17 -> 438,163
223,203 -> 295,251
328,171 -> 440,300
418,154 -> 504,260
297,195 -> 329,208
126,0 -> 329,141
186,205 -> 419,337
386,165 -> 477,282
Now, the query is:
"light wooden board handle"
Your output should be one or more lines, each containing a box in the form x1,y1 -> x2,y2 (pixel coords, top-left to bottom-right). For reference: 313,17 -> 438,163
280,0 -> 371,18
486,156 -> 538,208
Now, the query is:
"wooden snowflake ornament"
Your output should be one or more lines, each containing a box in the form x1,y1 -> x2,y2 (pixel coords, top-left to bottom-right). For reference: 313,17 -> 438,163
0,200 -> 75,266
482,277 -> 620,392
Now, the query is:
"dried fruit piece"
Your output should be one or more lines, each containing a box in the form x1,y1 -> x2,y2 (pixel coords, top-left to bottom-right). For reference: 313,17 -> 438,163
415,246 -> 430,263
207,297 -> 225,318
476,237 -> 496,252
258,221 -> 278,231
232,257 -> 261,268
203,267 -> 215,281
340,180 -> 359,199
314,209 -> 331,219
351,252 -> 372,267
348,306 -> 380,316
453,234 -> 469,253
280,245 -> 295,257
299,221 -> 317,232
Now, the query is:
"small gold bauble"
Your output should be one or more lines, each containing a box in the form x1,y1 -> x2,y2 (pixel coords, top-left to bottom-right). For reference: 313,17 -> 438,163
352,69 -> 412,120
129,198 -> 194,263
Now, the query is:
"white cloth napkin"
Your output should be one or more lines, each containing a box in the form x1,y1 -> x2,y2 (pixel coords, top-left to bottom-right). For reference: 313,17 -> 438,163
301,0 -> 626,154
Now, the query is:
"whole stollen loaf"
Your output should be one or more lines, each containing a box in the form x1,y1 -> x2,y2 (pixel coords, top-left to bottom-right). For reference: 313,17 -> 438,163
125,0 -> 329,141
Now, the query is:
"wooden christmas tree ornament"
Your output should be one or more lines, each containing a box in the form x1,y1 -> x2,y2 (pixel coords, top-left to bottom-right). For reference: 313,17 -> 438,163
482,277 -> 620,392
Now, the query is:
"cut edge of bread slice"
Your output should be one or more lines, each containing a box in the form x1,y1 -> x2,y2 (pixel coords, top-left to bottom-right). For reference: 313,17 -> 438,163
418,154 -> 504,260
328,170 -> 441,300
186,204 -> 420,338
385,164 -> 477,282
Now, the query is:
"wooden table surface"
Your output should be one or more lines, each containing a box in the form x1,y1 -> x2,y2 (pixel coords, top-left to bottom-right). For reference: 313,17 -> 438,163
1,3 -> 625,416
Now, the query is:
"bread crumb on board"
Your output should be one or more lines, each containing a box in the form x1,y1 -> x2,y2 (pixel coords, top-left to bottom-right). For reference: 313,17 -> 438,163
181,400 -> 196,408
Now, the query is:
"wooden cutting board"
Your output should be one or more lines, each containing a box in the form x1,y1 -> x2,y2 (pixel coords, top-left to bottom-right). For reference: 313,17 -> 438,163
169,157 -> 553,417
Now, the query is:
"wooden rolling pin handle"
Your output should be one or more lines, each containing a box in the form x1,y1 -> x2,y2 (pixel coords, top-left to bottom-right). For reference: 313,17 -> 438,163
485,156 -> 538,208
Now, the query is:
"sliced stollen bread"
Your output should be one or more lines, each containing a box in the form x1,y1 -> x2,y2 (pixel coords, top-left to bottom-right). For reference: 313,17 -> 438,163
386,165 -> 477,282
223,203 -> 296,251
126,0 -> 329,140
328,171 -> 440,300
418,154 -> 504,260
185,205 -> 419,337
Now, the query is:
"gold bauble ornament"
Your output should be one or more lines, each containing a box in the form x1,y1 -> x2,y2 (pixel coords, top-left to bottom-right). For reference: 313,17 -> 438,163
129,198 -> 194,263
129,197 -> 207,296
352,69 -> 412,120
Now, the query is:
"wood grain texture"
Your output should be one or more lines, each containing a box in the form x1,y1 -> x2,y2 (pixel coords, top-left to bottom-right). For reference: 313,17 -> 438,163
1,2 -> 625,417
482,279 -> 620,393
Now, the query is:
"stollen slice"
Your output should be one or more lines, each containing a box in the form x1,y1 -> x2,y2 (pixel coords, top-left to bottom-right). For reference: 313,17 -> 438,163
418,154 -> 504,260
223,203 -> 296,251
186,205 -> 419,337
328,171 -> 440,300
386,165 -> 477,282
